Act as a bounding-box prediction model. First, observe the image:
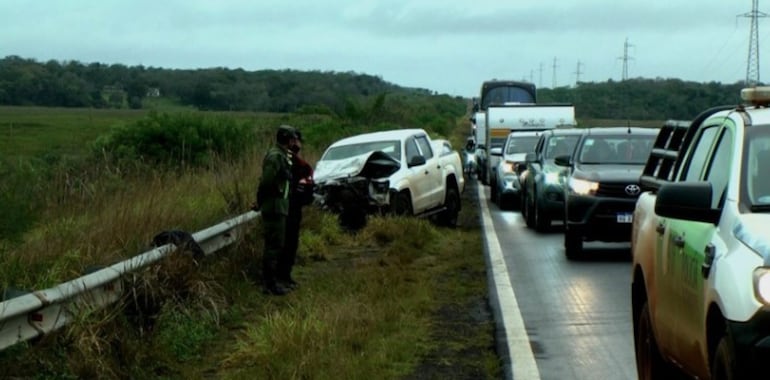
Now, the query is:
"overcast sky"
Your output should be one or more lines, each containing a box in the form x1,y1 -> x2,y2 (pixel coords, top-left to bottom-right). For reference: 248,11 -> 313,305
1,0 -> 766,97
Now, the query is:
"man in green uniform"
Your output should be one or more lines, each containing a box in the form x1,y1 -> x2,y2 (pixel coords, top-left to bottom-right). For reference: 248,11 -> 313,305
257,125 -> 297,295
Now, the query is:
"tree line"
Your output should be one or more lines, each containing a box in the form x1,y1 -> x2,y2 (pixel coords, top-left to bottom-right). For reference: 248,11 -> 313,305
539,79 -> 746,121
0,55 -> 438,113
0,55 -> 754,121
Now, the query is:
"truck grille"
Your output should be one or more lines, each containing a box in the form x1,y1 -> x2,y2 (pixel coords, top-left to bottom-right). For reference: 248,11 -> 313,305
596,182 -> 642,198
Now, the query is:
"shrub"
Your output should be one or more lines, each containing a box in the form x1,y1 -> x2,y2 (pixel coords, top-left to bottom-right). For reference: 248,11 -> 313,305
92,111 -> 255,169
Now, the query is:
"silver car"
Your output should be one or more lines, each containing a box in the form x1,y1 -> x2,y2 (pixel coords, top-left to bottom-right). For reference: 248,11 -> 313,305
490,130 -> 544,209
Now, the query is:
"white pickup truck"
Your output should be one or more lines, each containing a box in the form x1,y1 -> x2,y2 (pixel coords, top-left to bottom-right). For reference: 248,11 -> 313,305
314,128 -> 464,230
631,87 -> 770,379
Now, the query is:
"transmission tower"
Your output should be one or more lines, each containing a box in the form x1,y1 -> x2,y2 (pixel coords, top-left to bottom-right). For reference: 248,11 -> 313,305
740,0 -> 767,86
539,62 -> 544,88
574,60 -> 584,86
552,57 -> 559,88
618,38 -> 634,81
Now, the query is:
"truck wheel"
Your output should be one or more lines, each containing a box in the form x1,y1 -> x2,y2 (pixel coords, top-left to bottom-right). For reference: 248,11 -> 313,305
339,208 -> 367,231
712,332 -> 739,380
564,228 -> 582,259
439,186 -> 460,227
524,194 -> 535,228
392,191 -> 412,216
635,302 -> 672,380
534,197 -> 551,232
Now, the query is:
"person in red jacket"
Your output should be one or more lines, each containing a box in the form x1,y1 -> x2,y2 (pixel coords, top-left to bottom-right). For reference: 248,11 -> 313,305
277,129 -> 314,289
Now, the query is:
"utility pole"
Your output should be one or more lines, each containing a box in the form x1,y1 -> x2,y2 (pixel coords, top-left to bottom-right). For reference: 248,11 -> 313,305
574,60 -> 584,86
530,70 -> 534,84
740,0 -> 767,86
618,37 -> 634,81
552,57 -> 559,88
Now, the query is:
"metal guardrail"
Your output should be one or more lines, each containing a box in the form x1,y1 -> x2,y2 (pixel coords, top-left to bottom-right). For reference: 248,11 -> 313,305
0,210 -> 260,351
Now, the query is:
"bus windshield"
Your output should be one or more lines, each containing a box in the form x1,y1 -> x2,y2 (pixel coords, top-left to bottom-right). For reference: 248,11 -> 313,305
478,81 -> 536,110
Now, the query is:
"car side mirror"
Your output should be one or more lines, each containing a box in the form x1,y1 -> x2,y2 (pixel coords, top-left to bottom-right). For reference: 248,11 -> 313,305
554,154 -> 571,167
408,155 -> 427,167
489,147 -> 503,157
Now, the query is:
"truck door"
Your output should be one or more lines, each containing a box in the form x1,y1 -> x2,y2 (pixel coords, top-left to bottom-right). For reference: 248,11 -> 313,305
664,123 -> 732,368
405,136 -> 437,213
653,124 -> 719,357
415,134 -> 444,208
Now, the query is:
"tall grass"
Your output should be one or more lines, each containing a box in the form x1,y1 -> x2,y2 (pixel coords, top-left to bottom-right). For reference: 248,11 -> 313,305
0,104 -> 499,379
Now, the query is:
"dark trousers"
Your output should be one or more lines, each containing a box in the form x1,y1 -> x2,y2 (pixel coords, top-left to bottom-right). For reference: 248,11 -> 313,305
262,213 -> 286,288
278,202 -> 302,281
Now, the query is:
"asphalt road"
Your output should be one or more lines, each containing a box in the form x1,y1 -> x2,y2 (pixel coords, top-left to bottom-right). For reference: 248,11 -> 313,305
479,184 -> 638,380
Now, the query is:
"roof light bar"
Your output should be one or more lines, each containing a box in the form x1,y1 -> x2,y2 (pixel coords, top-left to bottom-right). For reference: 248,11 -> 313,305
741,87 -> 770,106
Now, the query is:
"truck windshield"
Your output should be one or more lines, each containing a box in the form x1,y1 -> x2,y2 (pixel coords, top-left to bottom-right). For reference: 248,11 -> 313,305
544,135 -> 580,159
505,136 -> 540,154
322,140 -> 401,162
742,127 -> 770,210
577,134 -> 655,164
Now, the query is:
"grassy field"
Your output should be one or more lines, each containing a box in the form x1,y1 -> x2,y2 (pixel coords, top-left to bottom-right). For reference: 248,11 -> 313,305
0,106 -> 150,158
0,105 -> 500,379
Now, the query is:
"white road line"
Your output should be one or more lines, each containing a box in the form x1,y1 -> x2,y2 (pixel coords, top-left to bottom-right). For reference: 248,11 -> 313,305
478,185 -> 540,380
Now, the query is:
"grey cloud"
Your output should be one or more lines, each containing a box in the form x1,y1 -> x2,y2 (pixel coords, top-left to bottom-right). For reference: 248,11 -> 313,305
340,3 -> 739,38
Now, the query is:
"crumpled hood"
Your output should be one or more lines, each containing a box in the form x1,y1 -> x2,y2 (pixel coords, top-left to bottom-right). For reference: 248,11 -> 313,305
314,151 -> 400,184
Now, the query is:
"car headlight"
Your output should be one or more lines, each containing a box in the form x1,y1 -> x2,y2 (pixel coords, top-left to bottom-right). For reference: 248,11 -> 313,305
568,177 -> 599,195
754,268 -> 770,305
544,172 -> 560,184
501,161 -> 515,174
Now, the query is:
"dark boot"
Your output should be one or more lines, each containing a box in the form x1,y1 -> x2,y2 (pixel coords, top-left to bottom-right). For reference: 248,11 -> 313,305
263,283 -> 289,296
263,257 -> 288,295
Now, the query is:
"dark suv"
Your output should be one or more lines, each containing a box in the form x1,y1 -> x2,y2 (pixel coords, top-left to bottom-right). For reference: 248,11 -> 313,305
555,127 -> 658,259
521,128 -> 584,231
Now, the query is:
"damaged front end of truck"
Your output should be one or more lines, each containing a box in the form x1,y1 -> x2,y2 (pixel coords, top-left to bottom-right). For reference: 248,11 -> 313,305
313,151 -> 401,230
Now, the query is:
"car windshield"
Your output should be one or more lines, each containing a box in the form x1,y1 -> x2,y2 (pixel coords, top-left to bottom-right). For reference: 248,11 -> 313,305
742,127 -> 770,209
577,133 -> 655,164
322,140 -> 401,162
505,136 -> 540,154
544,135 -> 580,159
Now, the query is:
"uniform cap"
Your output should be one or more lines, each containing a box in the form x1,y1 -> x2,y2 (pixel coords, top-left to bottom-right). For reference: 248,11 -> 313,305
276,125 -> 298,144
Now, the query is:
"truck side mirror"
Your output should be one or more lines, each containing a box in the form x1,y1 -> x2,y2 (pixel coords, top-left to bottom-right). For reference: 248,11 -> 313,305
489,147 -> 503,157
408,155 -> 427,168
655,182 -> 720,224
554,155 -> 571,167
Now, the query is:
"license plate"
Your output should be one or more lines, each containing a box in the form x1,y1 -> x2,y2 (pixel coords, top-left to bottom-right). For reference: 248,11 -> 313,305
617,213 -> 633,223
